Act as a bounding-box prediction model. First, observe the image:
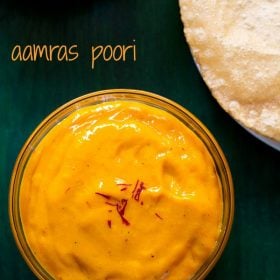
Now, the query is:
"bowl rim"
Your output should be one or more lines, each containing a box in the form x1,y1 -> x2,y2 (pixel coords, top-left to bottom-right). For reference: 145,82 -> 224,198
9,88 -> 235,280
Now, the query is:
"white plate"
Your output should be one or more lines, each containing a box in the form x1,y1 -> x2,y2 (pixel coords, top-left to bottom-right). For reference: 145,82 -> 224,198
240,123 -> 280,152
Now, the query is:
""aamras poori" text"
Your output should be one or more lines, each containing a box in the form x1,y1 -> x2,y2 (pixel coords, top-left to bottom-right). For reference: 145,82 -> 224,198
10,43 -> 137,69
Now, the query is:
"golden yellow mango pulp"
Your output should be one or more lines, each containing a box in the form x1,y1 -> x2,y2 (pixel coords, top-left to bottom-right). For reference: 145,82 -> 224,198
20,101 -> 222,280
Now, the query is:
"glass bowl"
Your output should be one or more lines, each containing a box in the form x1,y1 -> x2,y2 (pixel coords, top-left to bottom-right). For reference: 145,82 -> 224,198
9,89 -> 234,280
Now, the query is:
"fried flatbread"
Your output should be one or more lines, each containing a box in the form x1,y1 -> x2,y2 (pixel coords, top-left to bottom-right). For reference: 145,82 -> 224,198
179,0 -> 280,141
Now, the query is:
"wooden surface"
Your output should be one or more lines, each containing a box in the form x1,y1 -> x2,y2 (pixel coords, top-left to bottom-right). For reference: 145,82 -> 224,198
0,0 -> 279,279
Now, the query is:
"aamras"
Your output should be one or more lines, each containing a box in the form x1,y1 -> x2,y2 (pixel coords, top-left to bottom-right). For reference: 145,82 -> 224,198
19,99 -> 225,280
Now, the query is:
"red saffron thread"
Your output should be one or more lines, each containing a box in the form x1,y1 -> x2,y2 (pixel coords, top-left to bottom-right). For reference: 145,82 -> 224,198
107,220 -> 112,228
95,192 -> 111,200
95,192 -> 130,226
155,213 -> 163,220
96,180 -> 148,226
132,180 -> 146,201
116,199 -> 130,226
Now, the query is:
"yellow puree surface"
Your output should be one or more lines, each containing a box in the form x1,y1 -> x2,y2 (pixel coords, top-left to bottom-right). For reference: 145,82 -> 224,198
20,101 -> 222,280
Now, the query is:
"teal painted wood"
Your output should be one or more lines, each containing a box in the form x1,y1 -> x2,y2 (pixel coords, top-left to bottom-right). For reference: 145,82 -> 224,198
0,1 -> 279,279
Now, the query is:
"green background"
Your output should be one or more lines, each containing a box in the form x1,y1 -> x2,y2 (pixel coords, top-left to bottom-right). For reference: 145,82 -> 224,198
1,0 -> 279,279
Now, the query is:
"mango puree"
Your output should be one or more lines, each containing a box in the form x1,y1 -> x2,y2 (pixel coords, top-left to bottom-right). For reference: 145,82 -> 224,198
20,100 -> 222,280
